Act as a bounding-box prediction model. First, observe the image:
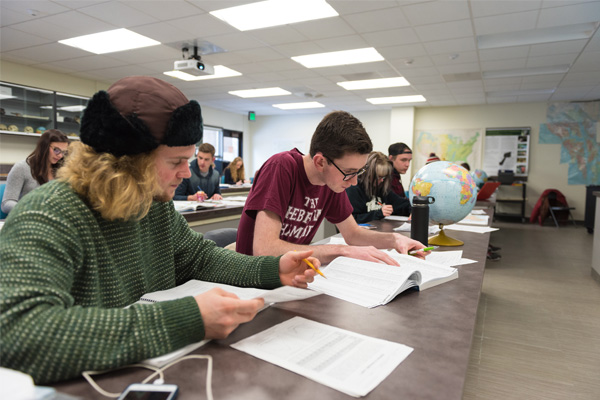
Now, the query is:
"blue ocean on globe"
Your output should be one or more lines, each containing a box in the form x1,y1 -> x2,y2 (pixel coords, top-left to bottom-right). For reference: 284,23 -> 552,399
471,169 -> 488,188
409,161 -> 477,225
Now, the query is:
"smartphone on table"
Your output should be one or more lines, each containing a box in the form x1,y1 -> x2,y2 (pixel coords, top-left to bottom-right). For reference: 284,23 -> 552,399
117,383 -> 178,400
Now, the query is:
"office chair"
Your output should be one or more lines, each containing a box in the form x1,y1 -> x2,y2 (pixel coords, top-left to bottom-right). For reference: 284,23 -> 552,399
203,228 -> 238,248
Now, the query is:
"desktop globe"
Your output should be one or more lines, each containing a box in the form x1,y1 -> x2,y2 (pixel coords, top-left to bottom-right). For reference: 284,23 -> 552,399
409,161 -> 477,246
471,169 -> 488,189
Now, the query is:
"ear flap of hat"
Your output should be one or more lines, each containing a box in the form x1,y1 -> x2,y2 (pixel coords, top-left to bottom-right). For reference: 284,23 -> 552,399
163,100 -> 203,147
80,91 -> 158,157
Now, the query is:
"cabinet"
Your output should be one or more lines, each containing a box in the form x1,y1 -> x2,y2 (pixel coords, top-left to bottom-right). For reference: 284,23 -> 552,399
0,82 -> 88,139
495,183 -> 527,222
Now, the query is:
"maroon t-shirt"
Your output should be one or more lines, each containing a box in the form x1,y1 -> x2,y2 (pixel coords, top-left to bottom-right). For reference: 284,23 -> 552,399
236,149 -> 353,255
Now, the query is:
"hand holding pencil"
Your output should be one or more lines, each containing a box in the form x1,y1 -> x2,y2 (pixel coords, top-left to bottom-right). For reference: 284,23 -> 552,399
279,250 -> 319,288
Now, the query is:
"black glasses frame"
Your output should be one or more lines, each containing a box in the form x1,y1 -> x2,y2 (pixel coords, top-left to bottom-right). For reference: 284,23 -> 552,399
324,156 -> 367,181
50,146 -> 68,156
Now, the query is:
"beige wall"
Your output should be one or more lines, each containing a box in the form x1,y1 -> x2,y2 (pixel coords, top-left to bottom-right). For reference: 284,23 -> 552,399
415,103 -> 586,220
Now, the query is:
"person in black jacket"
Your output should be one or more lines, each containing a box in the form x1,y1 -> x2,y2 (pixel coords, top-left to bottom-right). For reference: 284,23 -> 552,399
346,151 -> 411,223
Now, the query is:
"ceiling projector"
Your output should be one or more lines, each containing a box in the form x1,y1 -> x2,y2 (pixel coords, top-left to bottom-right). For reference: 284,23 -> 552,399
174,59 -> 214,76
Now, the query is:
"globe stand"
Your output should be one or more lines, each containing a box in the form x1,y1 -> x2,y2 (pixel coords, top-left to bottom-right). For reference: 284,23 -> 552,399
428,224 -> 463,246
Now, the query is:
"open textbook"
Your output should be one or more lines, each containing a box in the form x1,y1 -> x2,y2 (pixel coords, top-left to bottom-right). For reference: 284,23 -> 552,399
173,200 -> 226,212
308,254 -> 458,308
137,280 -> 320,367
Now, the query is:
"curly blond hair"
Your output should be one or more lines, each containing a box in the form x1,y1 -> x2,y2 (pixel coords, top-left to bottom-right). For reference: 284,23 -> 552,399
57,141 -> 161,221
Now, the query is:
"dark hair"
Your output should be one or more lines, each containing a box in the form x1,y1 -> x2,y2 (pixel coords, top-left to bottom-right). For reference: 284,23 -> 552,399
461,162 -> 471,171
309,111 -> 372,159
358,151 -> 393,198
198,142 -> 215,157
26,129 -> 69,185
388,142 -> 412,156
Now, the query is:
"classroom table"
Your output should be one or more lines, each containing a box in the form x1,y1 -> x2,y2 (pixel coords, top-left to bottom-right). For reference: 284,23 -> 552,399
53,212 -> 492,400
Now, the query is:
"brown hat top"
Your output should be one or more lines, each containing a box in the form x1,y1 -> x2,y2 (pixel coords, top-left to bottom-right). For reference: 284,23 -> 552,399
80,76 -> 203,157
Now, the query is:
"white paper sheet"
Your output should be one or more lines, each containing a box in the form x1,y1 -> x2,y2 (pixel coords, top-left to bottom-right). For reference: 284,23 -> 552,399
425,250 -> 477,266
231,317 -> 413,397
384,215 -> 409,221
394,222 -> 441,235
444,224 -> 499,233
456,214 -> 490,225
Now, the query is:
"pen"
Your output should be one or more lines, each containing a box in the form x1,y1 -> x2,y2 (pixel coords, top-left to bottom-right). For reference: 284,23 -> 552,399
409,246 -> 436,255
302,258 -> 326,279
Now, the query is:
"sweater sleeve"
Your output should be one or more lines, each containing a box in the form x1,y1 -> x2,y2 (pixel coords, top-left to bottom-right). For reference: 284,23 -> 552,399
385,190 -> 412,216
1,162 -> 29,214
0,194 -> 280,384
223,168 -> 234,184
345,185 -> 383,224
174,177 -> 192,200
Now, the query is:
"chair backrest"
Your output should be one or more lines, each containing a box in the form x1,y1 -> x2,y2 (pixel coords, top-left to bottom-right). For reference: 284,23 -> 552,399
0,183 -> 7,219
203,228 -> 238,248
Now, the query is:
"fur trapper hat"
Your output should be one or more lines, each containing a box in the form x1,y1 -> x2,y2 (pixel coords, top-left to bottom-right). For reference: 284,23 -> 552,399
80,76 -> 202,156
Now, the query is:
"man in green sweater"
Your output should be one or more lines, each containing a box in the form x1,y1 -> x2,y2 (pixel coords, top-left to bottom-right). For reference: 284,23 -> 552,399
0,76 -> 316,384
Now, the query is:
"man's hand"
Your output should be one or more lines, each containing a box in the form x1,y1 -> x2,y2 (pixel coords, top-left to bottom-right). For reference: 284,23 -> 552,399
342,246 -> 400,266
393,233 -> 430,259
279,250 -> 317,288
195,288 -> 264,339
211,194 -> 223,200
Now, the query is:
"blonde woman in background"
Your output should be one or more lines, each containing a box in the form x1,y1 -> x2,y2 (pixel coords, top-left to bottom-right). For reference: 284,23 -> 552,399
223,156 -> 250,185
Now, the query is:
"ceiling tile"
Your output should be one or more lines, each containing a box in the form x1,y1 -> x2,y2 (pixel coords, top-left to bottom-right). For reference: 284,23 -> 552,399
424,37 -> 476,55
379,43 -> 428,60
134,22 -> 197,45
526,54 -> 579,68
37,10 -> 115,37
473,11 -> 539,36
402,1 -> 470,25
78,2 -> 157,27
342,6 -> 410,33
528,39 -> 587,57
0,27 -> 49,51
291,18 -> 355,40
125,0 -> 205,20
470,0 -> 542,18
414,20 -> 473,42
478,46 -> 530,61
537,2 -> 600,28
362,27 -> 420,47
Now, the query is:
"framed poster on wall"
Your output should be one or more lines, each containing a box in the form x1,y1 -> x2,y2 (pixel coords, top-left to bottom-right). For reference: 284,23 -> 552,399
483,127 -> 530,177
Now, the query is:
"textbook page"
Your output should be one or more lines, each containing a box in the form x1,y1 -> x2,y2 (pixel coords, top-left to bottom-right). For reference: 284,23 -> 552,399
383,251 -> 458,290
140,280 -> 320,304
308,257 -> 421,308
231,316 -> 413,398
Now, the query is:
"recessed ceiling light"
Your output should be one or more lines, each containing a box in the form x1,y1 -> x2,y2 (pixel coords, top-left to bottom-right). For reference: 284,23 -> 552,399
486,89 -> 555,97
292,48 -> 384,68
59,28 -> 160,54
273,102 -> 325,110
483,65 -> 570,79
477,22 -> 598,50
337,77 -> 410,90
367,95 -> 426,104
229,87 -> 291,98
210,0 -> 338,31
163,66 -> 242,81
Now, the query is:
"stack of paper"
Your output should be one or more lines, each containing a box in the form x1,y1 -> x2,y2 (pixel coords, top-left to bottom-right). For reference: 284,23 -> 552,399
231,317 -> 413,397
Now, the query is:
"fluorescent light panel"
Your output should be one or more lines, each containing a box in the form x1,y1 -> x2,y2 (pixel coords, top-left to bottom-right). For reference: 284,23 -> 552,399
211,0 -> 338,31
292,47 -> 384,68
338,77 -> 410,90
483,65 -> 570,79
273,102 -> 325,110
367,95 -> 426,105
59,28 -> 160,54
164,66 -> 242,81
477,22 -> 598,50
486,89 -> 555,97
229,87 -> 291,98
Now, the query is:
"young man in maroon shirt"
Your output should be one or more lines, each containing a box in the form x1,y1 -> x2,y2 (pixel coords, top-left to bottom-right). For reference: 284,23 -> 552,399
237,111 -> 426,265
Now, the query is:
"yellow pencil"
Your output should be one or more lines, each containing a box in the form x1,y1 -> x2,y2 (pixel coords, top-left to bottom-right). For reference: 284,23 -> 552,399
302,258 -> 326,279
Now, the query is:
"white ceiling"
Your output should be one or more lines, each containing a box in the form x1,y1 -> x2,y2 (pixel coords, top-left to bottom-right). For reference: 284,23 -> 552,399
1,0 -> 599,116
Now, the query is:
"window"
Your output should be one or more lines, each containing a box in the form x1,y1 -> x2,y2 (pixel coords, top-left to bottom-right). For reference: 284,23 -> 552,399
196,126 -> 243,173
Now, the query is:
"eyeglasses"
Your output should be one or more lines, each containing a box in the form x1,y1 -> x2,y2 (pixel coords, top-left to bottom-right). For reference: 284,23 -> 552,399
51,146 -> 68,157
324,156 -> 368,181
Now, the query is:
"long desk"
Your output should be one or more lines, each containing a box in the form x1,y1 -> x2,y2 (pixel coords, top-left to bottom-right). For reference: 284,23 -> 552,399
182,186 -> 250,233
53,213 -> 491,399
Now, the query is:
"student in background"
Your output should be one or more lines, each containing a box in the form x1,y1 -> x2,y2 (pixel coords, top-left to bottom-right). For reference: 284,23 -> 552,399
346,151 -> 411,223
174,142 -> 223,201
387,142 -> 412,198
236,111 -> 427,265
0,76 -> 316,384
461,162 -> 471,171
1,129 -> 69,215
426,153 -> 441,164
223,156 -> 250,185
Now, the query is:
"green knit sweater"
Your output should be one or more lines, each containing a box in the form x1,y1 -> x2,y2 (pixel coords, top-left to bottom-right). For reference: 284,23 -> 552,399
0,180 -> 281,384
